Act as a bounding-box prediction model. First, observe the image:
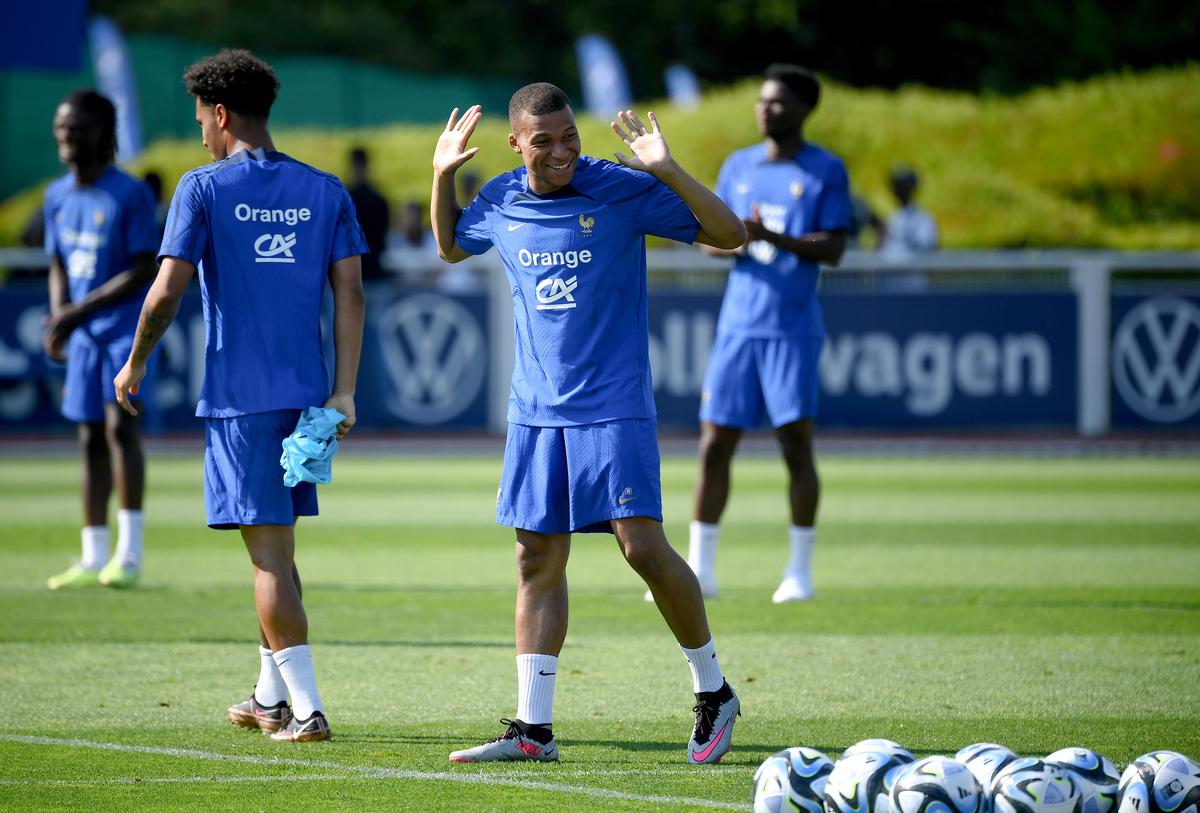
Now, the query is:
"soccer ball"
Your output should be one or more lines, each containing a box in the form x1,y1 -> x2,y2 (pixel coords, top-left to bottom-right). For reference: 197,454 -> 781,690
994,761 -> 1087,813
753,746 -> 835,813
844,739 -> 916,765
1117,751 -> 1200,813
890,756 -> 983,813
826,749 -> 910,813
1046,748 -> 1121,813
956,744 -> 1020,796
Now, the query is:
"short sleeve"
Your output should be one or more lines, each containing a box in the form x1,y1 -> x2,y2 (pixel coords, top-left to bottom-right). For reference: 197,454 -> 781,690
158,172 -> 209,265
330,185 -> 370,264
454,193 -> 495,255
43,198 -> 59,260
816,160 -> 853,233
595,162 -> 699,244
123,181 -> 160,257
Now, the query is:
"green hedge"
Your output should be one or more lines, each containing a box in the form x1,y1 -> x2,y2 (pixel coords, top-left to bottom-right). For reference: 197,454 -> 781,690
3,65 -> 1197,249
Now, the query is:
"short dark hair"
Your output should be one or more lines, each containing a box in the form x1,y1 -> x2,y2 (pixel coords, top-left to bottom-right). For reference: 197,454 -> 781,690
184,49 -> 279,119
508,82 -> 572,127
61,89 -> 117,161
765,64 -> 820,110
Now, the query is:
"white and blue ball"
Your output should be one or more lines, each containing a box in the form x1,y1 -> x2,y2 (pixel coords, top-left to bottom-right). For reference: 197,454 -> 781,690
753,746 -> 835,813
826,750 -> 910,813
843,739 -> 917,765
1046,748 -> 1120,813
957,744 -> 1020,797
993,761 -> 1087,813
1117,751 -> 1200,813
890,756 -> 983,813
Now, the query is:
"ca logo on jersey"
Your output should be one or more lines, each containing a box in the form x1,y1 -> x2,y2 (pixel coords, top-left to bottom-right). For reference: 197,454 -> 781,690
254,232 -> 297,264
536,276 -> 578,310
578,214 -> 595,235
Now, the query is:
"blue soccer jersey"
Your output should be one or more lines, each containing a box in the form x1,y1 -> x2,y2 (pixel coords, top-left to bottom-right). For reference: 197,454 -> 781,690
158,148 -> 368,418
455,156 -> 699,426
713,142 -> 852,339
43,165 -> 159,343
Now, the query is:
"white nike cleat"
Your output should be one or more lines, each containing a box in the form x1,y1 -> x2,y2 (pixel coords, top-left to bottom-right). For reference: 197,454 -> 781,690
688,681 -> 740,764
449,719 -> 558,763
772,573 -> 813,603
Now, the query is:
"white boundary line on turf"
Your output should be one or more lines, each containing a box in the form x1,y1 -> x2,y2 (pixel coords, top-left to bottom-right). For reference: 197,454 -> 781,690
0,734 -> 748,810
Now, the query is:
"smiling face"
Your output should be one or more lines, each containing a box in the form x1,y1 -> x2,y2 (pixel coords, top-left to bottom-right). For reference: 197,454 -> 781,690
509,106 -> 581,194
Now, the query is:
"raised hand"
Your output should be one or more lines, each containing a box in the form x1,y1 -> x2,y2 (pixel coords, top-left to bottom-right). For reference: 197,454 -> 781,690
611,110 -> 673,175
433,105 -> 482,176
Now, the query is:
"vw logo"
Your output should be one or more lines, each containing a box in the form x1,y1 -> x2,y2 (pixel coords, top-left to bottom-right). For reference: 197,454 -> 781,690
1112,296 -> 1200,423
377,294 -> 486,425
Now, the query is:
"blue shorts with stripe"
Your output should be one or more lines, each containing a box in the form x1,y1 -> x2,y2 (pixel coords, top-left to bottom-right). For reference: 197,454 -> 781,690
699,333 -> 823,429
204,409 -> 317,529
497,419 -> 663,535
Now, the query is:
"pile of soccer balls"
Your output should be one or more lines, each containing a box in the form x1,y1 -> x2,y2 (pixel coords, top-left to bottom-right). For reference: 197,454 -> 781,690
752,739 -> 1200,813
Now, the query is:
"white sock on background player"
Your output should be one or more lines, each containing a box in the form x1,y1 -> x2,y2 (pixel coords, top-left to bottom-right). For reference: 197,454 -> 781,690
254,646 -> 289,707
273,644 -> 324,720
113,509 -> 143,570
680,638 -> 724,693
516,654 -> 557,725
687,521 -> 720,595
80,526 -> 110,570
773,526 -> 815,603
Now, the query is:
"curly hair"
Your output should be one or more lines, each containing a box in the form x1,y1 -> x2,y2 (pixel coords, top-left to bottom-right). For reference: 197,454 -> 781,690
184,49 -> 279,119
764,64 -> 821,110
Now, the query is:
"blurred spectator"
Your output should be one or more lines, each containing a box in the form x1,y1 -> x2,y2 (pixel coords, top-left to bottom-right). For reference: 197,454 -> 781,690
399,199 -> 437,255
458,171 -> 481,204
848,192 -> 883,248
878,164 -> 938,260
347,146 -> 391,280
142,171 -> 169,241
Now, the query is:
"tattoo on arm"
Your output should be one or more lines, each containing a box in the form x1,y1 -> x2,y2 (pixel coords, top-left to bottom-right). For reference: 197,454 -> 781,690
130,300 -> 180,367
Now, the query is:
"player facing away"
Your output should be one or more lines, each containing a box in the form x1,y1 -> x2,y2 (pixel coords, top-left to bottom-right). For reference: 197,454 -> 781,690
432,83 -> 748,764
43,89 -> 158,591
113,50 -> 367,743
690,64 -> 852,603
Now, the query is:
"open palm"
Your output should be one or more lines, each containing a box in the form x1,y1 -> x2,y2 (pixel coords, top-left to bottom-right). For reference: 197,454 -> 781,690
433,105 -> 482,175
611,110 -> 672,174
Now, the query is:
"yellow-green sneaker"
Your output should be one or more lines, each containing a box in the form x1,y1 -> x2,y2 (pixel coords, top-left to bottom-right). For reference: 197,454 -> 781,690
98,559 -> 140,589
47,564 -> 101,590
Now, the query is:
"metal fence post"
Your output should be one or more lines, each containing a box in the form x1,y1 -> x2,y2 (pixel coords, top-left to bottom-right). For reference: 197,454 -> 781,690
1072,257 -> 1112,436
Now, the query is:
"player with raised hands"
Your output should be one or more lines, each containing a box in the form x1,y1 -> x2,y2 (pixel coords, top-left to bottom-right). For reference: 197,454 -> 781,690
433,83 -> 746,764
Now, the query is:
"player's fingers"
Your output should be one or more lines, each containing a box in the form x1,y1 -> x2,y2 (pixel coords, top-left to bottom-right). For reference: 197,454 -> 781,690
647,111 -> 661,134
627,110 -> 648,134
610,122 -> 634,145
455,105 -> 480,131
453,148 -> 480,168
445,107 -> 460,131
617,110 -> 637,135
613,151 -> 630,166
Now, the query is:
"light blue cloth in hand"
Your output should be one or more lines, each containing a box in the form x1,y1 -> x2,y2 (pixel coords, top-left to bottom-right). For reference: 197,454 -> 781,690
280,407 -> 346,487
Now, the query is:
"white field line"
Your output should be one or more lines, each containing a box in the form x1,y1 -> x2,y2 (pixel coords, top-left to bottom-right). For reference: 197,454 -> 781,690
0,734 -> 749,810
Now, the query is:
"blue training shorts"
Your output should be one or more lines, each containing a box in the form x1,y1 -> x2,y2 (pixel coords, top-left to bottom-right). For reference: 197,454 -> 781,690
497,418 -> 663,535
204,409 -> 318,530
62,331 -> 146,423
699,334 -> 823,429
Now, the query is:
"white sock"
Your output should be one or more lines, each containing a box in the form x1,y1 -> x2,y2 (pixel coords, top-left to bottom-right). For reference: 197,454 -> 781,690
254,646 -> 288,707
114,509 -> 144,570
516,654 -> 557,726
681,638 -> 725,694
80,526 -> 109,570
272,644 -> 324,720
786,526 -> 816,578
687,521 -> 720,580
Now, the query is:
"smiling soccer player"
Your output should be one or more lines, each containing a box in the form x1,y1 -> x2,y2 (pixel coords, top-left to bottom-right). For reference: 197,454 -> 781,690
432,83 -> 747,764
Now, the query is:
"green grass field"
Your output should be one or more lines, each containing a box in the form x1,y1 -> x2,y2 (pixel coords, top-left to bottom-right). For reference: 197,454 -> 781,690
0,453 -> 1197,810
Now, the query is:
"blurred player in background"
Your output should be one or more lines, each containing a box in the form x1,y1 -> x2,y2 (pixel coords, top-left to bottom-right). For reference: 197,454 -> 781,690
113,49 -> 366,743
689,64 -> 852,603
43,89 -> 158,591
432,83 -> 746,764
